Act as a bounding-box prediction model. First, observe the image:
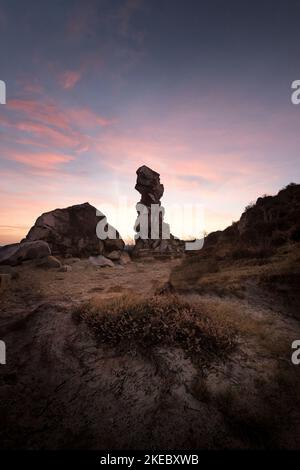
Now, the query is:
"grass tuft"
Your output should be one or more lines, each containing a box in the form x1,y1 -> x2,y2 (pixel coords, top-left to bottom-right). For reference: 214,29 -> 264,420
74,294 -> 236,364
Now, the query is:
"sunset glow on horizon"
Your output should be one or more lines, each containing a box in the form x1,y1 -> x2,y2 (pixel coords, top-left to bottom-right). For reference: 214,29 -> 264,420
1,0 -> 300,245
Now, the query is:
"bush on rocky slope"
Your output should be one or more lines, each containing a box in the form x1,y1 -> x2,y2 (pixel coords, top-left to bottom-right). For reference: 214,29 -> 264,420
74,294 -> 236,364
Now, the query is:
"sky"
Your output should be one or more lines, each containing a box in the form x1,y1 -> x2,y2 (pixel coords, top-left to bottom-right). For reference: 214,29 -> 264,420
0,0 -> 300,244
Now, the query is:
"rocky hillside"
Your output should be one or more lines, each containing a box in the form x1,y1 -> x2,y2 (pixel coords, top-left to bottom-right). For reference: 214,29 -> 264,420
170,183 -> 300,318
191,183 -> 300,260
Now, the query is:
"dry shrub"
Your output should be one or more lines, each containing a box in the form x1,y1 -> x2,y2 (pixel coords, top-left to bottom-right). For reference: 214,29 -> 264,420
189,296 -> 269,338
75,294 -> 236,363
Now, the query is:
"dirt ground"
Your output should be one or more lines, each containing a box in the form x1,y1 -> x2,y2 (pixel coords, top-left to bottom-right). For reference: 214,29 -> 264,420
1,257 -> 300,449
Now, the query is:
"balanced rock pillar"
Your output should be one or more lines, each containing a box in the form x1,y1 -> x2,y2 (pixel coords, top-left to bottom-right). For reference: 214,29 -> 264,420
133,165 -> 185,258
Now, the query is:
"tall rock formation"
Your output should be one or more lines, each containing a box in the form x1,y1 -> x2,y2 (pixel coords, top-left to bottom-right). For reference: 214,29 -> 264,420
133,165 -> 185,257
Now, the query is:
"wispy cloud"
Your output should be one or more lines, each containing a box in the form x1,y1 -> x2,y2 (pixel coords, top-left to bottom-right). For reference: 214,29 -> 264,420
8,99 -> 70,129
59,70 -> 82,89
1,95 -> 116,157
9,151 -> 74,171
0,92 -> 118,184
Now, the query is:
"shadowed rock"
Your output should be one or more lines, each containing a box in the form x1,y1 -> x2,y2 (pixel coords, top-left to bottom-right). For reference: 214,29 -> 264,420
0,240 -> 51,266
135,165 -> 164,206
24,202 -> 124,258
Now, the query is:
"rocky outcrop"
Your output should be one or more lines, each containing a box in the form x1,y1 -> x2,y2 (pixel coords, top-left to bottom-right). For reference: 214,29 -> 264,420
237,183 -> 300,246
133,166 -> 185,257
188,182 -> 300,261
24,202 -> 124,258
0,240 -> 51,266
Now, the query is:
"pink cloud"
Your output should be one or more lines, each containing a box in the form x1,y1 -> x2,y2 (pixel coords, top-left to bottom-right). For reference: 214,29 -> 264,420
66,107 -> 116,128
1,97 -> 115,159
8,99 -> 70,130
9,151 -> 74,171
17,78 -> 45,95
24,83 -> 44,94
15,121 -> 82,149
59,70 -> 82,89
7,98 -> 114,131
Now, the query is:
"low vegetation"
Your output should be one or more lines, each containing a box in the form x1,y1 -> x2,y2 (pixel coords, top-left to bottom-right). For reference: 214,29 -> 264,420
74,294 -> 236,365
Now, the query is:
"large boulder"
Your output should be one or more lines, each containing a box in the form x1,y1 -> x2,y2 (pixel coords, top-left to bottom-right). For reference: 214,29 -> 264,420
24,202 -> 124,257
0,241 -> 51,266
